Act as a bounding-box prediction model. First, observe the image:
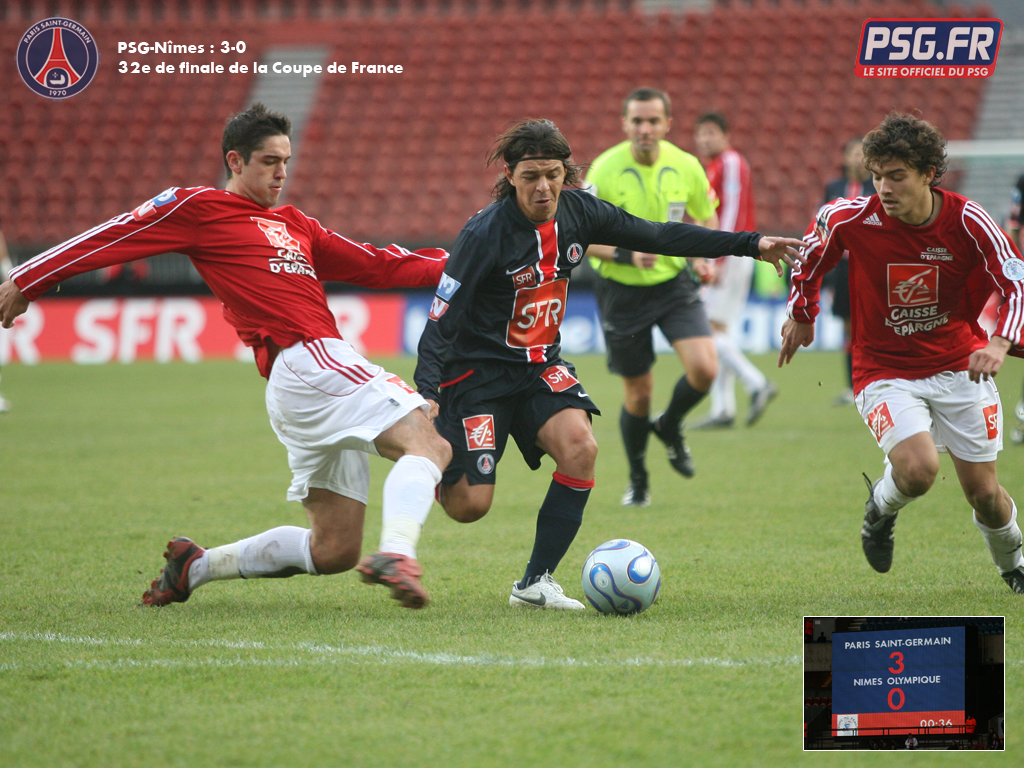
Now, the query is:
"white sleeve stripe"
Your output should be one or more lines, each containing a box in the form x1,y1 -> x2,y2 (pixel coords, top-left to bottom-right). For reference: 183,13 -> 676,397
8,214 -> 130,280
787,232 -> 824,317
963,203 -> 1024,342
719,152 -> 741,232
820,197 -> 873,218
12,187 -> 208,292
786,203 -> 869,319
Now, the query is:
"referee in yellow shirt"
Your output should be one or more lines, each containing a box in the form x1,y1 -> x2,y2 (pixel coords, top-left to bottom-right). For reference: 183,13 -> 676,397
586,88 -> 719,506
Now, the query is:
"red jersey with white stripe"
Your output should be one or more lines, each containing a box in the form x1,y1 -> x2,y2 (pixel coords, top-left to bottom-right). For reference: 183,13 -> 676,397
788,189 -> 1024,392
10,186 -> 447,377
705,148 -> 756,233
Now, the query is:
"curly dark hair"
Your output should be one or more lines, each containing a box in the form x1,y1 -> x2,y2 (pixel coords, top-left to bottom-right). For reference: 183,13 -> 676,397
862,111 -> 947,187
488,119 -> 584,201
222,102 -> 291,178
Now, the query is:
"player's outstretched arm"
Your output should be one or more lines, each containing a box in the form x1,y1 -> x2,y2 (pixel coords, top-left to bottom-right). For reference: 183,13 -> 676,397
778,318 -> 815,367
0,280 -> 28,329
968,335 -> 1012,383
758,236 -> 808,276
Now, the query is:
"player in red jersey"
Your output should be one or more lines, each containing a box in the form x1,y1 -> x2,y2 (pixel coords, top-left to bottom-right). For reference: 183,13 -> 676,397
779,112 -> 1024,593
693,112 -> 777,429
0,104 -> 451,609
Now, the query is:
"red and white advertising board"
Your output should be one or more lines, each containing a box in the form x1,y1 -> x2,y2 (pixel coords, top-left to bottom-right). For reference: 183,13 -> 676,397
0,294 -> 408,364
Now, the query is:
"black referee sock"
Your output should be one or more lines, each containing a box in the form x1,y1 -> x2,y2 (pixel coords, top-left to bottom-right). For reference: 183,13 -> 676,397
620,406 -> 650,486
661,375 -> 706,429
518,474 -> 591,587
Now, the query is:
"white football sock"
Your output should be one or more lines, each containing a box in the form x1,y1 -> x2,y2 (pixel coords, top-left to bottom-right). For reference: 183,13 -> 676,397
189,527 -> 316,590
379,454 -> 443,559
974,500 -> 1023,574
708,366 -> 736,419
874,462 -> 915,516
714,331 -> 767,394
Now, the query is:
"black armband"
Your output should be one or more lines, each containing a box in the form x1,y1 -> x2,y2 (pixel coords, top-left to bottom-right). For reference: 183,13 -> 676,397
613,248 -> 634,265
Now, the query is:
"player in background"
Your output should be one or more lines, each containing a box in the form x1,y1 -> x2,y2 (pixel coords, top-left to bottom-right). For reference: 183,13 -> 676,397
691,112 -> 777,430
1004,172 -> 1024,444
415,119 -> 804,608
0,104 -> 451,609
0,221 -> 12,413
586,88 -> 720,507
823,138 -> 877,406
779,111 -> 1024,593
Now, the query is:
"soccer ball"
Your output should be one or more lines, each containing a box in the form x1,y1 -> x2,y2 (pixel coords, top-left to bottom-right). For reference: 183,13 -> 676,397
581,539 -> 661,615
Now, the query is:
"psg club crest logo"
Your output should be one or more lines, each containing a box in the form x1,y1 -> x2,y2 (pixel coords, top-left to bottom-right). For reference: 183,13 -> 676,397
17,17 -> 100,100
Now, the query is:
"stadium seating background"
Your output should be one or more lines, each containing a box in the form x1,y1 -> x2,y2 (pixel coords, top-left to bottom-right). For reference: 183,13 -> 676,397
2,0 -> 988,249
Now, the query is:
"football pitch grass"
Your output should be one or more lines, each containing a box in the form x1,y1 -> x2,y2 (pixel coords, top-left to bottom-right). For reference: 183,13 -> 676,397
1,351 -> 1020,766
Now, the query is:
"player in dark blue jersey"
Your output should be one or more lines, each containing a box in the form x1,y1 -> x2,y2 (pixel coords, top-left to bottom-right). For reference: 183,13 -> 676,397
415,119 -> 804,609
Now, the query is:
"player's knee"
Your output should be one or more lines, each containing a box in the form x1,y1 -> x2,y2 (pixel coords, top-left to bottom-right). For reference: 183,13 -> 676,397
427,433 -> 453,471
311,538 -> 361,574
691,361 -> 718,390
575,432 -> 599,470
898,461 -> 938,496
407,420 -> 452,469
445,499 -> 490,523
440,483 -> 492,523
556,431 -> 598,476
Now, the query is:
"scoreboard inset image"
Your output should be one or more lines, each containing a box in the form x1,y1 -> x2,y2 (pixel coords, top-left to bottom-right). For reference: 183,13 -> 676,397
832,626 -> 966,736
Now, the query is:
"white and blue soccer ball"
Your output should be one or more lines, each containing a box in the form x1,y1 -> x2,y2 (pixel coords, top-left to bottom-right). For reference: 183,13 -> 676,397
581,539 -> 661,615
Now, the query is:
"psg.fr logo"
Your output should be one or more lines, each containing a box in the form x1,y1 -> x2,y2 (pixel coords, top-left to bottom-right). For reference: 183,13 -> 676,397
17,17 -> 99,100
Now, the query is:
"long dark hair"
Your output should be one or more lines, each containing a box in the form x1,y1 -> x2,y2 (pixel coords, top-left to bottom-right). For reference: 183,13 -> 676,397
487,119 -> 584,200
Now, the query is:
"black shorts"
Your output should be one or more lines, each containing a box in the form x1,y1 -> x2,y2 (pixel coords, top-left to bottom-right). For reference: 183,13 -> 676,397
435,359 -> 600,486
826,255 -> 851,320
595,272 -> 712,378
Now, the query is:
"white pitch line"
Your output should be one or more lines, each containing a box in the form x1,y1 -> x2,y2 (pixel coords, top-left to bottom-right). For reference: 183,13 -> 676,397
0,631 -> 799,671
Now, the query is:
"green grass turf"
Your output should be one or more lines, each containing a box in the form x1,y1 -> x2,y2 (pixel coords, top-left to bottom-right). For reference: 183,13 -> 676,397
0,351 -> 1020,766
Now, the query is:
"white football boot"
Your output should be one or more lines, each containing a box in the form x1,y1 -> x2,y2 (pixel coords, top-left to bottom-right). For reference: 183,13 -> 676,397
509,571 -> 584,610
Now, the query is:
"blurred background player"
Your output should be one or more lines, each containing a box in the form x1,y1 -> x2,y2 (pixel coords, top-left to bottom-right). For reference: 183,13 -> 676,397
0,221 -> 11,413
0,104 -> 451,609
780,112 -> 1024,594
692,111 -> 776,429
586,88 -> 720,506
1005,170 -> 1024,444
822,138 -> 876,406
415,118 -> 804,607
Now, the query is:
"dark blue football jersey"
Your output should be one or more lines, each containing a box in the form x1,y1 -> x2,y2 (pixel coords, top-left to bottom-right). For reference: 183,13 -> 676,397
414,188 -> 762,401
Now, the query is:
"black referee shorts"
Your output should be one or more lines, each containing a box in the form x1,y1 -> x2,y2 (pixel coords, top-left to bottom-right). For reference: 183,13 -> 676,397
435,358 -> 600,486
595,272 -> 711,378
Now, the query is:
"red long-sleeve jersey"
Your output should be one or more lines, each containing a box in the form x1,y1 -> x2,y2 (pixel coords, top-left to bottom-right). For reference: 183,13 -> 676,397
10,187 -> 447,377
705,147 -> 756,233
787,190 -> 1024,393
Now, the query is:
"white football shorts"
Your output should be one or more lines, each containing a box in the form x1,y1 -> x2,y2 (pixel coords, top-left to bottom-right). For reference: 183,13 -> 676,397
265,338 -> 429,503
703,255 -> 755,325
855,371 -> 1003,461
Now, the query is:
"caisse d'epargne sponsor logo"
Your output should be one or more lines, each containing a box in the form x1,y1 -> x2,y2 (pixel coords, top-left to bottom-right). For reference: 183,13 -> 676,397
885,264 -> 950,335
17,17 -> 100,99
857,18 -> 1001,78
